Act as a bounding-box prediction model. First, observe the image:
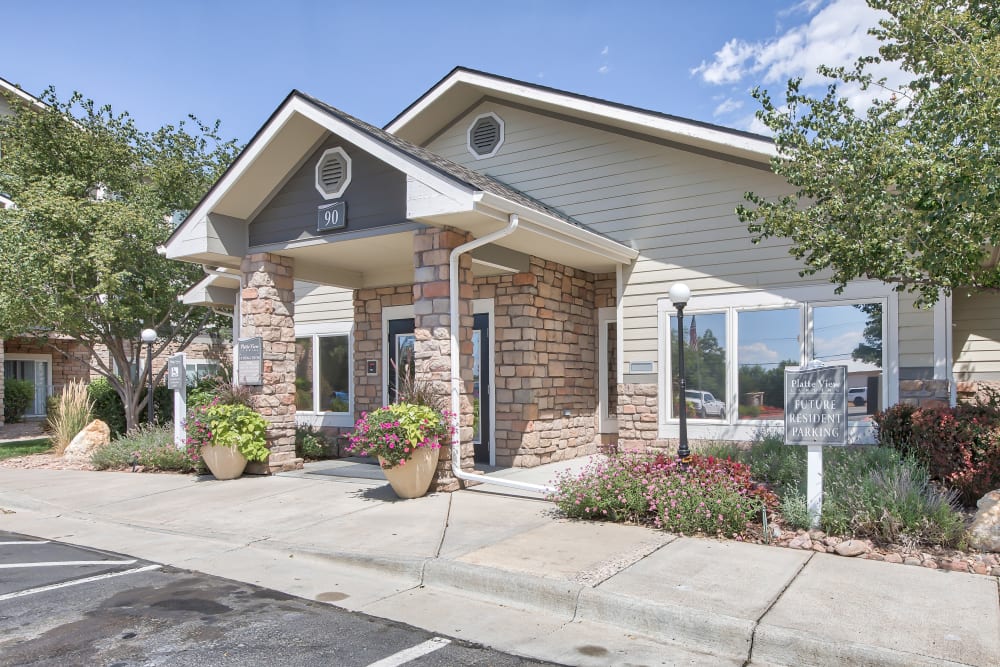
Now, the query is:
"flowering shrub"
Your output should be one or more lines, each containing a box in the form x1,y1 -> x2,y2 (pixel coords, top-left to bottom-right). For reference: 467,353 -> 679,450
347,403 -> 453,469
548,450 -> 770,538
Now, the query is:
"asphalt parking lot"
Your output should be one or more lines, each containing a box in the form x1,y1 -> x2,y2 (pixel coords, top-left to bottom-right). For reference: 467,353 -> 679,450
0,531 -> 555,666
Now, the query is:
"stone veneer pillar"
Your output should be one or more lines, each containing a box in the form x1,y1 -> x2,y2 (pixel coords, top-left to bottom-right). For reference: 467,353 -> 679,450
240,252 -> 302,473
413,227 -> 475,492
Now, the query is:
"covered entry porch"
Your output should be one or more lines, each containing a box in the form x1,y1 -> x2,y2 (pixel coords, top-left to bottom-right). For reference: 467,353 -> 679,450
165,91 -> 636,489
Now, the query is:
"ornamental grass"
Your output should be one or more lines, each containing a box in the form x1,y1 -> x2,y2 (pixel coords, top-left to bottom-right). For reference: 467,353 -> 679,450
548,450 -> 772,539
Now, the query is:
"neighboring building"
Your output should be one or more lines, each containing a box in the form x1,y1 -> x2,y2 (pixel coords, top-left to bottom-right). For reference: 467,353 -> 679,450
0,76 -> 226,424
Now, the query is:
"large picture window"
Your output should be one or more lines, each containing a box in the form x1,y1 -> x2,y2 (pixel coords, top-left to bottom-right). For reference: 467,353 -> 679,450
660,285 -> 892,430
295,331 -> 351,414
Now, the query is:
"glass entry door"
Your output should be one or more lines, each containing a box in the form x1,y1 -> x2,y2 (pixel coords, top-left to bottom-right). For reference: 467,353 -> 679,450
3,358 -> 50,416
472,313 -> 491,464
387,318 -> 415,403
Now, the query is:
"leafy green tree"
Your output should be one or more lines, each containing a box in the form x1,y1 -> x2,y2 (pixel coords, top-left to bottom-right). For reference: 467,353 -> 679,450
851,303 -> 883,366
738,1 -> 999,306
0,89 -> 240,430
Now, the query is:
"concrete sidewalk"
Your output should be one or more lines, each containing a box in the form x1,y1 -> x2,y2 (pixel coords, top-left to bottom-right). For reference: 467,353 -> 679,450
0,460 -> 996,666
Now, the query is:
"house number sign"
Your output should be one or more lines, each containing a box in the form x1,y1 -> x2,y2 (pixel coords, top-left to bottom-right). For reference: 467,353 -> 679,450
317,201 -> 347,232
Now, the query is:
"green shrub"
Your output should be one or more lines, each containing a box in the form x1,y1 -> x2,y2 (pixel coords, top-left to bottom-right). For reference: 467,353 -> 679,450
47,380 -> 93,455
877,401 -> 1000,504
91,425 -> 196,472
549,451 -> 768,538
820,448 -> 966,547
3,378 -> 34,423
738,404 -> 762,419
296,424 -> 333,459
206,403 -> 270,462
742,430 -> 805,495
88,378 -> 127,437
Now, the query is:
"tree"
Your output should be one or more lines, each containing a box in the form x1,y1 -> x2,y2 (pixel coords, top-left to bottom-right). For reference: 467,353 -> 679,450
738,1 -> 1000,306
851,303 -> 883,366
0,89 -> 241,430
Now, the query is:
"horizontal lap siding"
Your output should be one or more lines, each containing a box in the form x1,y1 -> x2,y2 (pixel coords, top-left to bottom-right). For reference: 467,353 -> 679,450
954,292 -> 1000,381
294,282 -> 354,325
897,293 -> 934,369
427,102 -> 934,370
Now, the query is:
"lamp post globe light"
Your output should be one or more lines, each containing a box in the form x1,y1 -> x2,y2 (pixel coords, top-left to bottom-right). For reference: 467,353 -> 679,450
140,328 -> 158,424
668,283 -> 691,463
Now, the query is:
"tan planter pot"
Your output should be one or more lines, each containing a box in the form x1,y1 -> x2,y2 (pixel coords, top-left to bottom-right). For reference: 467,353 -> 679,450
378,446 -> 441,499
201,444 -> 248,480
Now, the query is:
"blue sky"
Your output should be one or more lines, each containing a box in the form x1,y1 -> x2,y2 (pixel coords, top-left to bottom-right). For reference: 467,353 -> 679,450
0,0 -> 888,143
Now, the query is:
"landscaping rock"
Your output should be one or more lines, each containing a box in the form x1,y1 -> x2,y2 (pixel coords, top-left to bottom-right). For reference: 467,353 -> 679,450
808,530 -> 825,541
948,560 -> 969,573
967,489 -> 1000,553
884,553 -> 903,564
922,560 -> 939,569
822,536 -> 842,547
63,419 -> 110,462
903,557 -> 921,566
789,534 -> 812,550
811,542 -> 826,553
834,540 -> 868,557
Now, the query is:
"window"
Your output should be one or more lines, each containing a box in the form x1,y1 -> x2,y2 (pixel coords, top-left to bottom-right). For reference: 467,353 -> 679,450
295,329 -> 352,415
660,285 -> 894,432
185,361 -> 220,384
598,307 -> 619,432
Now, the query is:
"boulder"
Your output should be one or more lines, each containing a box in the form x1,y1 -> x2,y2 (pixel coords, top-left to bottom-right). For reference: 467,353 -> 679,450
63,419 -> 110,462
968,490 -> 1000,553
834,539 -> 868,557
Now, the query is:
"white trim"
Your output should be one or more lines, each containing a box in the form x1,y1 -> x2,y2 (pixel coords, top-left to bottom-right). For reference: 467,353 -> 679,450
656,281 -> 898,443
598,307 -> 619,433
466,112 -> 505,159
933,292 -> 956,406
381,305 -> 415,404
386,68 -> 776,162
293,321 -> 354,428
472,298 -> 495,466
314,146 -> 353,200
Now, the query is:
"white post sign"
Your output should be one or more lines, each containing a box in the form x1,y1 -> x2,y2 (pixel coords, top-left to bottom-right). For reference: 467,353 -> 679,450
167,353 -> 186,449
784,364 -> 848,527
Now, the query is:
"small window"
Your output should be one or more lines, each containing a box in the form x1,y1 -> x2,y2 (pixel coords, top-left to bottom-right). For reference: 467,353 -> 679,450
467,112 -> 504,159
295,333 -> 351,413
314,147 -> 352,199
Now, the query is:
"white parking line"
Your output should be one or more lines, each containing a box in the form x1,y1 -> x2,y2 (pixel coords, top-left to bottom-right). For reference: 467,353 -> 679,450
0,559 -> 138,569
0,541 -> 51,545
0,564 -> 162,601
366,637 -> 451,667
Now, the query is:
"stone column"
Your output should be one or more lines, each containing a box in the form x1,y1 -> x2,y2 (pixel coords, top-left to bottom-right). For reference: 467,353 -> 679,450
240,252 -> 302,473
413,227 -> 475,492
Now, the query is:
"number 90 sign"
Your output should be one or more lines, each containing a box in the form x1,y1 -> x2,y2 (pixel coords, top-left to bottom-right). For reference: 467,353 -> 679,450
317,201 -> 346,232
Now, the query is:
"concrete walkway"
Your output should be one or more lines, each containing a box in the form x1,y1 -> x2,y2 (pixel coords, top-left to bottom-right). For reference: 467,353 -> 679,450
0,459 -> 996,666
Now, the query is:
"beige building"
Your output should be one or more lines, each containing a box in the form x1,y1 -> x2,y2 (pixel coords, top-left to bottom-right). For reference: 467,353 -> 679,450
129,68 -> 999,484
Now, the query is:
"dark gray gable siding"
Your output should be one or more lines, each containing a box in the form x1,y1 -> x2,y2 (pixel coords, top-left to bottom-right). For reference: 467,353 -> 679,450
248,135 -> 407,247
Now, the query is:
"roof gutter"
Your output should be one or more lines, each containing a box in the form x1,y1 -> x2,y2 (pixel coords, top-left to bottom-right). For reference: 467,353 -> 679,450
449,213 -> 552,495
474,192 -> 638,266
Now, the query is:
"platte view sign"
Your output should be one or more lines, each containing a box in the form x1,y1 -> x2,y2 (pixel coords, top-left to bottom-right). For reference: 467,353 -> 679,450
784,366 -> 848,446
237,337 -> 263,386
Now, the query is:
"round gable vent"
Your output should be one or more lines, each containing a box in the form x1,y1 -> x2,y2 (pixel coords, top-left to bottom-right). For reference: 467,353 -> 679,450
315,147 -> 352,199
467,112 -> 504,159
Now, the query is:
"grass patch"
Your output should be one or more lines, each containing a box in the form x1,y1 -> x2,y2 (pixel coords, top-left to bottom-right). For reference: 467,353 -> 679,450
91,425 -> 198,473
0,438 -> 52,459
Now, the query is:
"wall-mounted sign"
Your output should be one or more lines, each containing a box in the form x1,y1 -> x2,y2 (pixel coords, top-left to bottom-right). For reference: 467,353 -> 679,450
366,359 -> 378,376
317,200 -> 346,232
167,354 -> 186,390
784,365 -> 848,446
237,337 -> 263,386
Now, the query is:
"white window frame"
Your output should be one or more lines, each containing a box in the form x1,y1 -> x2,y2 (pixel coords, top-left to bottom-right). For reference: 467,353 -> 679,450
598,307 -> 619,433
3,353 -> 53,417
294,321 -> 354,428
657,282 -> 898,443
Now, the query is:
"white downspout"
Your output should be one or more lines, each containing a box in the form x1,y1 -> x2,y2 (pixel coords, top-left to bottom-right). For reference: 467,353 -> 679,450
449,214 -> 552,494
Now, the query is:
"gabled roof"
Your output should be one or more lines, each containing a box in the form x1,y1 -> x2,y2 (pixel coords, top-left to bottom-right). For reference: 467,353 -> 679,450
386,66 -> 776,165
0,76 -> 47,111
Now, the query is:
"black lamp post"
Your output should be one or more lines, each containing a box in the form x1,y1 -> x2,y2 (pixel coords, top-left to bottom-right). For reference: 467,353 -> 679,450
140,328 -> 158,424
668,283 -> 691,463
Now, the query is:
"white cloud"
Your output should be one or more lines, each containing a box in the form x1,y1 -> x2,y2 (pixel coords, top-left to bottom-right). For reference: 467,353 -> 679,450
739,342 -> 781,365
692,0 -> 908,124
713,97 -> 744,117
601,45 -> 609,56
598,65 -> 610,74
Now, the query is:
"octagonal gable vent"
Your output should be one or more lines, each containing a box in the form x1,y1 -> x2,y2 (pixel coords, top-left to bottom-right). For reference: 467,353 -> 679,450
467,112 -> 504,159
315,147 -> 352,199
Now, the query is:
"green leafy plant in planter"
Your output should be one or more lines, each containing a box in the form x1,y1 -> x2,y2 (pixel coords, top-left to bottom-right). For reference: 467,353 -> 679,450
206,403 -> 270,463
347,403 -> 452,469
185,392 -> 269,479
